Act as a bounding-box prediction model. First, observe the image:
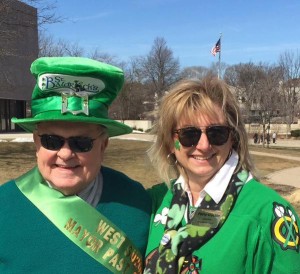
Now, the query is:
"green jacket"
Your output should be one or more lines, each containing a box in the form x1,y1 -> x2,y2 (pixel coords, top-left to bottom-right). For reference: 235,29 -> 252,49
146,179 -> 300,274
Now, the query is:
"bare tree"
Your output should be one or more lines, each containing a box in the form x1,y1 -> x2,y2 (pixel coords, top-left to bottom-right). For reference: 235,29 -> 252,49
114,38 -> 181,119
140,37 -> 180,99
108,57 -> 150,120
278,50 -> 300,133
21,0 -> 63,27
109,80 -> 147,120
89,48 -> 119,65
127,56 -> 146,83
180,66 -> 213,80
224,62 -> 263,116
256,64 -> 283,145
210,61 -> 227,78
39,31 -> 84,57
224,62 -> 283,146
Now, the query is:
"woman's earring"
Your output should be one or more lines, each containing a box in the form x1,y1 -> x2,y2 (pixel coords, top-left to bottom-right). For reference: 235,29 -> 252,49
167,153 -> 178,166
174,140 -> 181,151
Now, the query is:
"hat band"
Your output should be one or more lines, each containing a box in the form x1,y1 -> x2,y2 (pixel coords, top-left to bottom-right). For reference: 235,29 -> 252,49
31,96 -> 108,118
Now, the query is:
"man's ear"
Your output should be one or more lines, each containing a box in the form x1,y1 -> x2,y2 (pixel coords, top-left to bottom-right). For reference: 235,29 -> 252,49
33,131 -> 38,145
32,131 -> 40,156
101,137 -> 109,152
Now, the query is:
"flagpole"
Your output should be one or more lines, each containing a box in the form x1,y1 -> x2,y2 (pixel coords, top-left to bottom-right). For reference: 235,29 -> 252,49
218,33 -> 222,79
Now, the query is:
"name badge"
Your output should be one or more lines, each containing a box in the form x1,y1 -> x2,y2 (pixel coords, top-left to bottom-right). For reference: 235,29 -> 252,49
191,209 -> 222,228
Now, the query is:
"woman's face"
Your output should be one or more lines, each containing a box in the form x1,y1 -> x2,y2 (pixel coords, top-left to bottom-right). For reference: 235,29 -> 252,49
172,106 -> 233,187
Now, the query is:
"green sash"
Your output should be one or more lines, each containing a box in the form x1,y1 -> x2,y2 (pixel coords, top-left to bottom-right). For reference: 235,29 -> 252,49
15,167 -> 143,274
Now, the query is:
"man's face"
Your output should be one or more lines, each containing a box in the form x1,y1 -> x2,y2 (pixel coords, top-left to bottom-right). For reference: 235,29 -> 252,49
33,121 -> 108,195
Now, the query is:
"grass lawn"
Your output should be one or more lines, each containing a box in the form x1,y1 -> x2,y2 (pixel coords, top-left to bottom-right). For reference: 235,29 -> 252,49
0,139 -> 299,214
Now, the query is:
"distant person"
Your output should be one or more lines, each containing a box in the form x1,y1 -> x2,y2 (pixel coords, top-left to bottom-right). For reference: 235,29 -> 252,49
144,77 -> 300,273
272,132 -> 277,144
260,133 -> 263,144
0,57 -> 151,273
266,132 -> 270,144
253,132 -> 258,144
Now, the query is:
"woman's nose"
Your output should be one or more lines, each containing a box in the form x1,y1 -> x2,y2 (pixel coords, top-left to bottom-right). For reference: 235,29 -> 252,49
195,132 -> 211,150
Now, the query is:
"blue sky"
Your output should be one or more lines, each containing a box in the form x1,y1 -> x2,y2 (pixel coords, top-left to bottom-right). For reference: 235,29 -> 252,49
45,0 -> 300,69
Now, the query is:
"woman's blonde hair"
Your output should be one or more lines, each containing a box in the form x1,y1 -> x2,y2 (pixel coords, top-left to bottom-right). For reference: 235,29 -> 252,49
148,77 -> 257,185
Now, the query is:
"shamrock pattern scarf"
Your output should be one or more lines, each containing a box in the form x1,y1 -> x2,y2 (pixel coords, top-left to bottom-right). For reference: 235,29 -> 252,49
144,167 -> 249,274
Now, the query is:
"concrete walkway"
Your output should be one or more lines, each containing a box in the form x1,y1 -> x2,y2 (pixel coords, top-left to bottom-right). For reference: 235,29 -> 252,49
265,167 -> 300,188
249,150 -> 300,188
248,139 -> 300,188
1,132 -> 300,189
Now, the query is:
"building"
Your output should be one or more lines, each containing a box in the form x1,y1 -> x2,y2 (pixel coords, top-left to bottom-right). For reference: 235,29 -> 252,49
0,0 -> 38,132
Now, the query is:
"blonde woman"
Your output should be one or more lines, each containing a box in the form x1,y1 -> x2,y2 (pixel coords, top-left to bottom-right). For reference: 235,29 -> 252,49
144,77 -> 300,274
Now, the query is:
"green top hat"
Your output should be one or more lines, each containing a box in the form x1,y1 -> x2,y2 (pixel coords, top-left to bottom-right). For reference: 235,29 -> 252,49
12,57 -> 132,137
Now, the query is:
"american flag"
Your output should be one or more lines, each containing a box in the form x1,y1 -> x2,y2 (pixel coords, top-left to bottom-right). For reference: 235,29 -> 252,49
211,38 -> 221,56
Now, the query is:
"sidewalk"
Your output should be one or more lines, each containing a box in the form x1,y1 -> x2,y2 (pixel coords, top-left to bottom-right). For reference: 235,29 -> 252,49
0,132 -> 33,141
1,132 -> 300,189
249,139 -> 300,188
250,138 -> 300,148
265,167 -> 300,188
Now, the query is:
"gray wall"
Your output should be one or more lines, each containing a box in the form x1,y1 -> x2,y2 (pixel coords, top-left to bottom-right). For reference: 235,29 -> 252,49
0,0 -> 38,101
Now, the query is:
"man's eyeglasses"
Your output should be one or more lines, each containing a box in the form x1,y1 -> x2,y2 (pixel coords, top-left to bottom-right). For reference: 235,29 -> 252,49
38,134 -> 101,153
174,125 -> 231,147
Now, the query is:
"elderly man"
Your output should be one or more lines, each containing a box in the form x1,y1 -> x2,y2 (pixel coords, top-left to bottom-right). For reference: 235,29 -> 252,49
0,57 -> 151,273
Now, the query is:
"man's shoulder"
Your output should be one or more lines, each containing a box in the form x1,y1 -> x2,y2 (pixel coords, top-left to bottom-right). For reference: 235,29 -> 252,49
100,166 -> 151,212
102,166 -> 140,183
101,166 -> 149,194
0,180 -> 18,196
0,180 -> 27,213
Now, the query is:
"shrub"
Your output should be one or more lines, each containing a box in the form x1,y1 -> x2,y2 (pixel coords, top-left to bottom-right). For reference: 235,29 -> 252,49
291,129 -> 300,137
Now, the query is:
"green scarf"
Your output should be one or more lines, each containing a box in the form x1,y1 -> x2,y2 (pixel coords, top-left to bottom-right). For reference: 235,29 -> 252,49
144,167 -> 249,273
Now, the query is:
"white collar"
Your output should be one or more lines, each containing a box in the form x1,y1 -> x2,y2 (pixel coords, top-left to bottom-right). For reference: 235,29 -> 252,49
175,150 -> 240,206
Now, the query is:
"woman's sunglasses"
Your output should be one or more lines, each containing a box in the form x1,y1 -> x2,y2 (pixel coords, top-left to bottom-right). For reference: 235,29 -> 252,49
38,134 -> 99,153
174,125 -> 231,147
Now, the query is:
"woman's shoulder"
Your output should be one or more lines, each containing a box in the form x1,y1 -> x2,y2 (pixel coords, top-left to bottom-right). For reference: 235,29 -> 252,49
235,179 -> 298,220
243,179 -> 287,202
